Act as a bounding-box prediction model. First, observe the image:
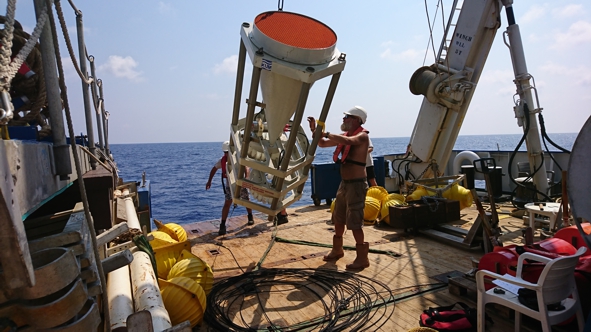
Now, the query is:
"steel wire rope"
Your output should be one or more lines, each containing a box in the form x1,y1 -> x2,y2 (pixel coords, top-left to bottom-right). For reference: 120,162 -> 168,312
205,234 -> 447,331
210,198 -> 240,273
422,0 -> 442,67
204,268 -> 396,331
46,0 -> 110,328
273,237 -> 402,259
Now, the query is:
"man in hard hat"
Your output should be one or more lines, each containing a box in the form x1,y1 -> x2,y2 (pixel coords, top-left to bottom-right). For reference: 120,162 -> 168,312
307,106 -> 371,270
206,141 -> 254,235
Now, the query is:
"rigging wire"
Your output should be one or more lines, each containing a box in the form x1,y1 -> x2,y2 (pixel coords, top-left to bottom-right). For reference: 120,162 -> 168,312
422,0 -> 441,66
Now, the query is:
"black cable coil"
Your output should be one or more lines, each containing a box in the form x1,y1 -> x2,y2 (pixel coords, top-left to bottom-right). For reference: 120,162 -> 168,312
204,268 -> 395,331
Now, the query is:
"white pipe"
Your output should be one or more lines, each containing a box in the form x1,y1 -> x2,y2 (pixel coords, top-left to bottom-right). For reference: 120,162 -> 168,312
122,188 -> 141,230
107,265 -> 133,331
130,251 -> 171,331
452,150 -> 481,175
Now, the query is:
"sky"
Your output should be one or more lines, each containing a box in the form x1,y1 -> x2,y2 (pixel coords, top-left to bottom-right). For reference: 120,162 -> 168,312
3,0 -> 590,144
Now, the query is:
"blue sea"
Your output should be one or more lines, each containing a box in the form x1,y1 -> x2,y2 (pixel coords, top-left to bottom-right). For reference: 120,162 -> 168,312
110,133 -> 577,225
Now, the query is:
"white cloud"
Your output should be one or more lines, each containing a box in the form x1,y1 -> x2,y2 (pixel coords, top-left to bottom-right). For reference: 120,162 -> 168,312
380,48 -> 422,62
201,93 -> 226,101
521,4 -> 547,24
480,69 -> 514,84
552,4 -> 585,19
551,20 -> 591,49
158,2 -> 174,15
380,40 -> 394,48
213,55 -> 238,75
99,55 -> 143,82
540,61 -> 591,86
60,57 -> 76,78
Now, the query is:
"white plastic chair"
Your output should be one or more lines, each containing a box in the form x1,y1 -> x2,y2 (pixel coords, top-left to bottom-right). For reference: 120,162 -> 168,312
476,246 -> 586,332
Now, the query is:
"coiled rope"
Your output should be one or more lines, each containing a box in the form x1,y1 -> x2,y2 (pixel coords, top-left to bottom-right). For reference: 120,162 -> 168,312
205,268 -> 395,331
1,0 -> 51,134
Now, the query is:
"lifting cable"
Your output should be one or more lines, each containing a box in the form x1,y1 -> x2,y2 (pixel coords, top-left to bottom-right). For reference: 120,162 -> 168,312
274,237 -> 402,259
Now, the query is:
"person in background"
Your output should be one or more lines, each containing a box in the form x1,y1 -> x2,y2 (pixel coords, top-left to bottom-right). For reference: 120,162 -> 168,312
366,136 -> 378,187
307,105 -> 371,270
206,141 -> 254,235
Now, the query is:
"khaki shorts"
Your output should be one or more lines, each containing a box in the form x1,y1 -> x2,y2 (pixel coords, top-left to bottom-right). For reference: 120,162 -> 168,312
331,178 -> 368,230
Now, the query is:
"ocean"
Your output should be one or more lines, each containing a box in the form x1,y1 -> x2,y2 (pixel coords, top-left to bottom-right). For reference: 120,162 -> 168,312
110,133 -> 577,225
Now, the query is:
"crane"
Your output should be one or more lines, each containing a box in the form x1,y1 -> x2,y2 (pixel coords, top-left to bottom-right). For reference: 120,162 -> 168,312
405,0 -> 549,198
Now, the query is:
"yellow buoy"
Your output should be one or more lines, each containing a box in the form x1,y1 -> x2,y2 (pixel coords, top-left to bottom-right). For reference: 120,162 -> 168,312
160,277 -> 206,327
330,199 -> 336,213
364,196 -> 381,221
387,193 -> 405,202
168,249 -> 214,295
380,197 -> 407,223
153,241 -> 191,279
149,231 -> 177,249
441,183 -> 473,210
406,186 -> 428,202
154,220 -> 188,242
366,186 -> 388,202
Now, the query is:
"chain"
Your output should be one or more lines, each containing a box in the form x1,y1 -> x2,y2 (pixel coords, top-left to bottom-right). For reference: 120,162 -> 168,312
421,196 -> 440,212
416,164 -> 430,180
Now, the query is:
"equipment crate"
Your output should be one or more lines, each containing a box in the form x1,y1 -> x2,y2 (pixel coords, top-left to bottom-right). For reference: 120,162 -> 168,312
310,163 -> 341,206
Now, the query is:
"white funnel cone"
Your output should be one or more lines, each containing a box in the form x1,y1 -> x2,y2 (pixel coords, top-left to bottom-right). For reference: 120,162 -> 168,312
260,70 -> 301,143
251,11 -> 338,143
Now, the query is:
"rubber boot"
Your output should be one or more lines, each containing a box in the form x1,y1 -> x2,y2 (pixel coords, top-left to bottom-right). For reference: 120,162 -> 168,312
346,242 -> 370,270
323,235 -> 344,261
218,223 -> 227,235
276,213 -> 289,225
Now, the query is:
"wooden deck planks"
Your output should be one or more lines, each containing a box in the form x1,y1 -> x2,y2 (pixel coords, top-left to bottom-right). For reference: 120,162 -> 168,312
187,203 -> 540,331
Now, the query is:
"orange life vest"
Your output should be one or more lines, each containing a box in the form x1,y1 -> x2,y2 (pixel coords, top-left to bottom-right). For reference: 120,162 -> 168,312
332,126 -> 366,164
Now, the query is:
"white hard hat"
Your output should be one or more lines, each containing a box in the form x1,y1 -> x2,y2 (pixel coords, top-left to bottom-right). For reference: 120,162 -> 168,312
222,141 -> 230,152
344,106 -> 367,124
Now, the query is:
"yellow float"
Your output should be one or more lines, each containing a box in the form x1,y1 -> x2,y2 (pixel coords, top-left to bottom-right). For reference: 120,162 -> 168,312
160,277 -> 207,327
148,231 -> 177,249
154,220 -> 188,242
168,249 -> 214,295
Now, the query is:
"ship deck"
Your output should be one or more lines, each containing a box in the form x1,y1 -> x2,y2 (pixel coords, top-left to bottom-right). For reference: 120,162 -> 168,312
182,199 -> 574,332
